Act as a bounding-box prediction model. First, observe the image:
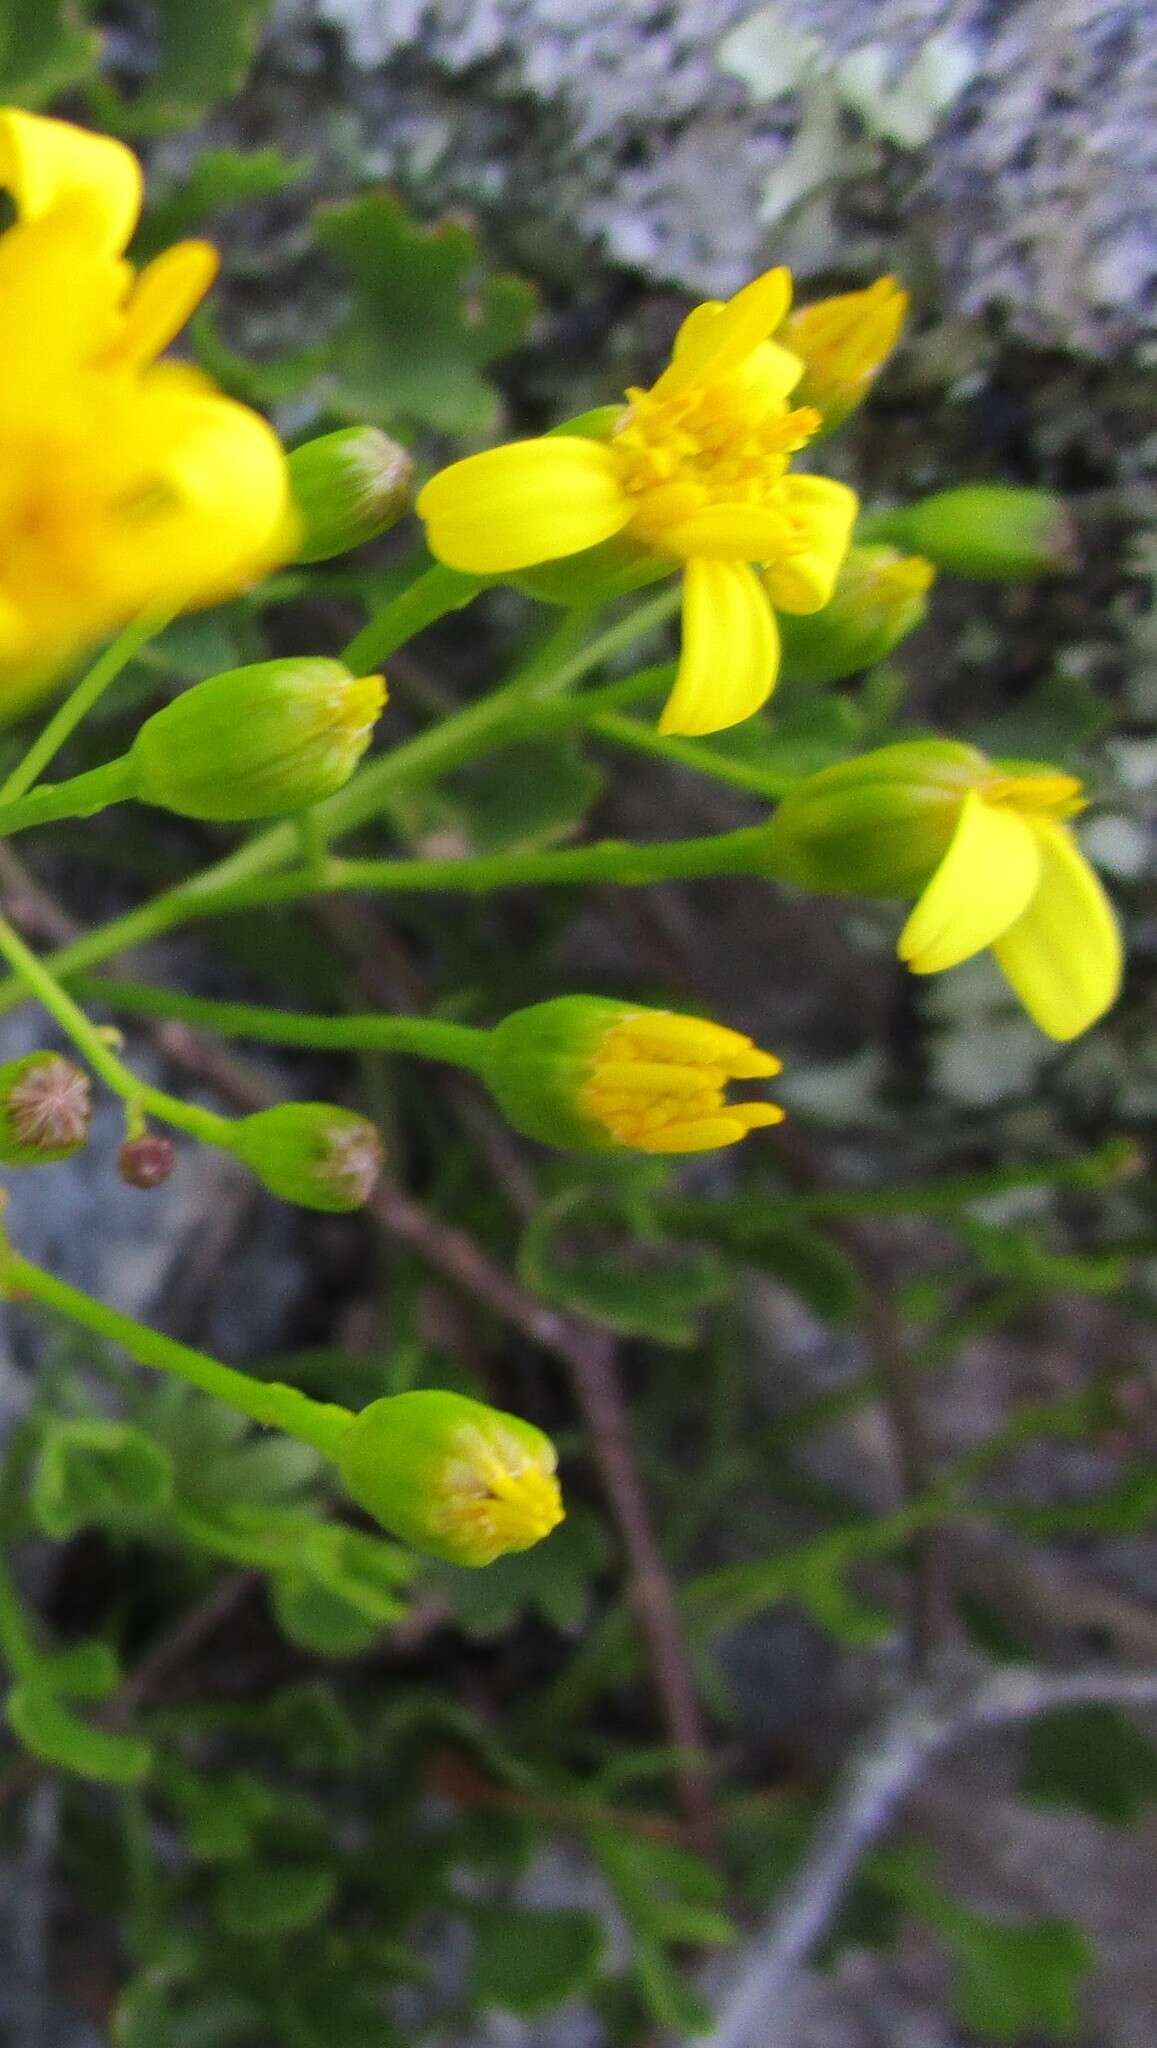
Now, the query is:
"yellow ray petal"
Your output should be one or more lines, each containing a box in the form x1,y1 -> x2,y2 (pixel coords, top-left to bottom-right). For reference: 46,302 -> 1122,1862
992,818 -> 1123,1040
656,503 -> 795,562
102,241 -> 219,371
0,108 -> 141,256
660,559 -> 778,737
899,791 -> 1040,974
417,438 -> 630,573
762,475 -> 859,613
656,267 -> 793,397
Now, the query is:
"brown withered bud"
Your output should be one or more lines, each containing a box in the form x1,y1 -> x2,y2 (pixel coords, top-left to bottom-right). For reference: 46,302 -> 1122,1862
1,1055 -> 91,1164
118,1133 -> 177,1190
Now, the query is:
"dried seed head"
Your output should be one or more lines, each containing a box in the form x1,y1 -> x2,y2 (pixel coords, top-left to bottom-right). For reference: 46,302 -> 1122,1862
1,1055 -> 91,1163
118,1133 -> 177,1189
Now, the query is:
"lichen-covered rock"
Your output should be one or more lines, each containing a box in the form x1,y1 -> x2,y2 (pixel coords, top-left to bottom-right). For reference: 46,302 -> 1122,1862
305,0 -> 1157,356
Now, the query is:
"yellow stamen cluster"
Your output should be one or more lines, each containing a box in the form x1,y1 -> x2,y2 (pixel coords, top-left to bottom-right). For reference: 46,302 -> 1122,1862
435,1423 -> 564,1566
583,1010 -> 784,1153
612,379 -> 821,553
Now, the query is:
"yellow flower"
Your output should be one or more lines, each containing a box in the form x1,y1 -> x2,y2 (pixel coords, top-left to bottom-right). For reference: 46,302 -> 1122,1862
766,741 -> 1121,1039
781,276 -> 908,432
417,267 -> 858,737
0,109 -> 295,692
897,763 -> 1121,1039
483,996 -> 784,1153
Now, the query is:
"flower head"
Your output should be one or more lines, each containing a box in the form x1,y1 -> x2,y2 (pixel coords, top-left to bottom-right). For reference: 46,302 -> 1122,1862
781,276 -> 908,432
0,110 -> 295,696
0,1053 -> 91,1164
336,1390 -> 563,1566
418,267 -> 858,738
779,545 -> 935,685
765,741 -> 1121,1040
484,996 -> 784,1153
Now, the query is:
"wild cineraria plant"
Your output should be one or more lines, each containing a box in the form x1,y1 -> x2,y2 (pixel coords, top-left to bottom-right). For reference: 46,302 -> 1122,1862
0,100 -> 1138,2042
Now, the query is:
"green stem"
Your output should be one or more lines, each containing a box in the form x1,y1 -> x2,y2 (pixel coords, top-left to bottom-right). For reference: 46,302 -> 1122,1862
341,563 -> 489,673
590,713 -> 802,798
0,658 -> 678,1019
0,611 -> 170,806
76,977 -> 492,1067
0,1249 -> 353,1458
0,757 -> 136,838
0,913 -> 231,1149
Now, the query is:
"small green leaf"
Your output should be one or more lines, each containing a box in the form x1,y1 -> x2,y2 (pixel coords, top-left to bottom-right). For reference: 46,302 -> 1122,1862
946,1913 -> 1092,2040
315,192 -> 536,436
213,1860 -> 337,1939
270,1573 -> 385,1658
0,0 -> 99,105
520,1188 -> 726,1346
7,1684 -> 151,1784
40,1638 -> 121,1701
1024,1705 -> 1157,1823
31,1418 -> 174,1538
456,742 -> 604,854
135,147 -> 309,261
472,1906 -> 607,2017
101,0 -> 275,133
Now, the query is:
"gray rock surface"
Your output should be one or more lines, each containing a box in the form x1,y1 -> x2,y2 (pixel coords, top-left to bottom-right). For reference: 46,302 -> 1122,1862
304,0 -> 1157,355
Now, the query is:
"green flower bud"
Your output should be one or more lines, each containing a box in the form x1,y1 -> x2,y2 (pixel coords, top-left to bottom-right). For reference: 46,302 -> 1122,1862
129,660 -> 386,821
228,1104 -> 383,1212
762,740 -> 987,895
779,546 -> 935,685
484,996 -> 783,1155
288,428 -> 416,564
0,1053 -> 91,1164
336,1389 -> 563,1566
860,487 -> 1077,581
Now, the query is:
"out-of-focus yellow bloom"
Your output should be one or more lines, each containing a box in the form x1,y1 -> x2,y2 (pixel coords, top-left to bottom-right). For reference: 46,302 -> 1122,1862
765,740 -> 1122,1040
0,109 -> 294,695
781,276 -> 908,432
418,267 -> 858,737
484,996 -> 784,1153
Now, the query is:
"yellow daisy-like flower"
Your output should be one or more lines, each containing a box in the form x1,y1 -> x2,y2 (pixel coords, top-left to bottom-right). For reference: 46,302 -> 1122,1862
765,741 -> 1123,1040
418,267 -> 859,737
0,109 -> 295,696
898,766 -> 1121,1041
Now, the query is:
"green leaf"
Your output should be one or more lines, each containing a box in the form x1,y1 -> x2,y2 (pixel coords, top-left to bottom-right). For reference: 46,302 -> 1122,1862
40,1638 -> 121,1701
270,1573 -> 385,1658
436,1505 -> 608,1638
472,1906 -> 607,2017
315,192 -> 536,436
671,1208 -> 862,1322
0,0 -> 98,104
945,1913 -> 1092,2040
456,742 -> 604,854
1024,1705 -> 1157,1823
213,1860 -> 337,1939
265,1682 -> 363,1771
135,147 -> 309,261
520,1188 -> 727,1346
7,1683 -> 151,1784
115,1980 -> 261,2048
101,0 -> 276,133
163,1766 -> 271,1862
31,1418 -> 174,1538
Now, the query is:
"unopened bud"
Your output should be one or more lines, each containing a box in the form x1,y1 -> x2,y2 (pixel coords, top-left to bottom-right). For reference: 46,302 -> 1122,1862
288,428 -> 416,564
762,739 -> 989,895
860,487 -> 1077,581
118,1134 -> 177,1189
129,660 -> 386,821
484,997 -> 783,1155
336,1389 -> 563,1565
779,546 -> 935,685
0,1054 -> 91,1164
228,1103 -> 383,1211
781,276 -> 908,433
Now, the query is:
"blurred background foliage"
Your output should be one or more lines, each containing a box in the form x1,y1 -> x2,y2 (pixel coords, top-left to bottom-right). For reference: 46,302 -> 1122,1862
0,2 -> 1156,2045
